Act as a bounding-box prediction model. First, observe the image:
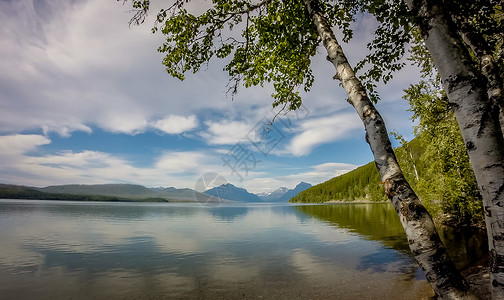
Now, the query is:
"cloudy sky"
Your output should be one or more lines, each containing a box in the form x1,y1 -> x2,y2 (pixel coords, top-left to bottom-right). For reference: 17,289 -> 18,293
0,0 -> 420,193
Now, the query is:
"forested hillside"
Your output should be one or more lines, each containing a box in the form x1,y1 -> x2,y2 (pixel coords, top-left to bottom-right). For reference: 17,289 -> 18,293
291,89 -> 484,227
291,162 -> 385,203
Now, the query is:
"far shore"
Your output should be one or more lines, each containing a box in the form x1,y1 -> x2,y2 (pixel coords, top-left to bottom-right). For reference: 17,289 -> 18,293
323,199 -> 387,204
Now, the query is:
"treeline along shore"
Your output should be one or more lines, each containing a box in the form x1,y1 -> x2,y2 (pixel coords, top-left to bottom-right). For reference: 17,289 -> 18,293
291,133 -> 484,228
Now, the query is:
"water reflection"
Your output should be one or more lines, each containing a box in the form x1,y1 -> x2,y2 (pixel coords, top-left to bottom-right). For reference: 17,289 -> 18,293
209,206 -> 249,222
296,203 -> 488,271
296,203 -> 410,252
0,200 -> 438,299
438,225 -> 488,270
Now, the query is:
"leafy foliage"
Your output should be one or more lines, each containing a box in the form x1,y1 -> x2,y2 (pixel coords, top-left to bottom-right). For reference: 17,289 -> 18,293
123,0 -> 503,107
321,0 -> 503,103
145,0 -> 320,111
292,79 -> 485,227
352,1 -> 414,102
447,0 -> 504,65
120,0 -> 420,106
401,81 -> 483,226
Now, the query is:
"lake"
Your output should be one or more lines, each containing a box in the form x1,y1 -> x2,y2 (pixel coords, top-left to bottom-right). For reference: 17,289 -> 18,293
0,200 -> 486,299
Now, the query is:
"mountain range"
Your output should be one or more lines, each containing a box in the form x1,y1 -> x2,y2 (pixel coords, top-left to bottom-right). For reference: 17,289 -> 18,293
257,187 -> 290,201
205,183 -> 263,202
0,182 -> 312,203
38,184 -> 207,201
0,183 -> 208,202
274,182 -> 312,202
204,182 -> 312,202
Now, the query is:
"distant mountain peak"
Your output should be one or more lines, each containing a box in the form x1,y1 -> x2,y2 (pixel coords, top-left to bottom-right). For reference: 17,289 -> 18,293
257,187 -> 289,201
257,182 -> 312,202
295,182 -> 312,188
150,186 -> 176,191
204,183 -> 262,202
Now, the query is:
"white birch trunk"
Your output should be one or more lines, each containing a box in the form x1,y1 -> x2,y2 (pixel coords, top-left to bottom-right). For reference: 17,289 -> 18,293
453,16 -> 504,136
303,0 -> 476,298
405,0 -> 504,298
409,150 -> 420,181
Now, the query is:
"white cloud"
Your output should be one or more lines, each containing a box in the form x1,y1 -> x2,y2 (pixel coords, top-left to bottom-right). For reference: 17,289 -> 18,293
312,162 -> 359,173
0,134 -> 222,188
200,120 -> 258,145
0,134 -> 361,193
151,115 -> 198,134
286,162 -> 358,183
243,162 -> 359,194
0,0 -> 278,137
155,151 -> 206,171
0,134 -> 51,158
41,123 -> 93,138
0,134 -> 51,184
287,113 -> 363,156
0,0 -> 416,140
96,111 -> 149,135
26,150 -> 114,168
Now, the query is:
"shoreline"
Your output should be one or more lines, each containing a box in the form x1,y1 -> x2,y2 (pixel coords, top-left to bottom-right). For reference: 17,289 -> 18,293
323,199 -> 387,204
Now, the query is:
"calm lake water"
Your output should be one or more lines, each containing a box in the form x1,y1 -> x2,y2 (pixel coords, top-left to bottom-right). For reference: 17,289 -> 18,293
0,200 -> 486,299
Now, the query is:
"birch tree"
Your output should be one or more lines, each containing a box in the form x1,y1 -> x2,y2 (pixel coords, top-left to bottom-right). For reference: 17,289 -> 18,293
122,0 -> 478,298
327,0 -> 503,296
402,1 -> 504,298
445,0 -> 504,132
302,2 -> 474,297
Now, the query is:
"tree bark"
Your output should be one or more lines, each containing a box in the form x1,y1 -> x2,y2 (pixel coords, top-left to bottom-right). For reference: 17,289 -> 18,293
449,12 -> 504,135
303,0 -> 476,298
405,0 -> 504,298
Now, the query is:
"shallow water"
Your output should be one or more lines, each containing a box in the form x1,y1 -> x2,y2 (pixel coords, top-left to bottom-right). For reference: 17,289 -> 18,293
0,200 -> 484,299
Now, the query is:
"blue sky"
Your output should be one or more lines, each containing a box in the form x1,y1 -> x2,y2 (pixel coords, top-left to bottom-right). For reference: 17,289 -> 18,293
0,0 -> 420,193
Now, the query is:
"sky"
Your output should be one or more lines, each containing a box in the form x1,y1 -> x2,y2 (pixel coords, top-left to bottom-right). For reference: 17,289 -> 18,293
0,0 -> 421,193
